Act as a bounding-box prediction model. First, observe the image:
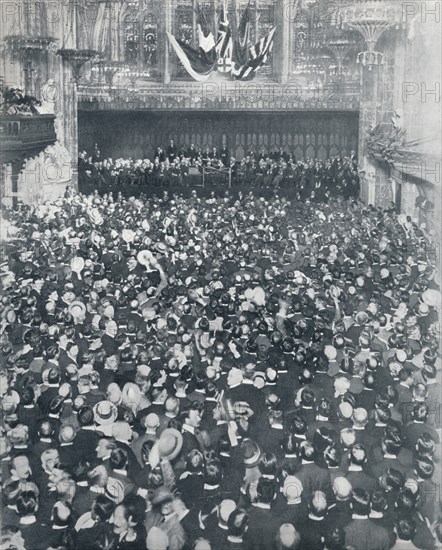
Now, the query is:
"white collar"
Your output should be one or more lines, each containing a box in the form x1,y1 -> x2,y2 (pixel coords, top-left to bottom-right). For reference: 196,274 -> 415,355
253,502 -> 271,509
271,422 -> 284,430
383,453 -> 397,459
182,424 -> 195,435
308,514 -> 324,521
352,514 -> 368,519
369,511 -> 384,518
348,464 -> 362,471
20,516 -> 37,525
112,468 -> 127,476
227,536 -> 243,543
52,524 -> 67,530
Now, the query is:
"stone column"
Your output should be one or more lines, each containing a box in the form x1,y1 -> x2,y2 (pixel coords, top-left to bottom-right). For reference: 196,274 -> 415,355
275,0 -> 294,83
161,0 -> 172,83
358,33 -> 397,206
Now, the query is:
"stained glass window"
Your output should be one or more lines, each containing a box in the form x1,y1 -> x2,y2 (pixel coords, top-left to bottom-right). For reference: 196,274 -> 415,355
123,10 -> 158,70
142,14 -> 158,68
124,16 -> 139,65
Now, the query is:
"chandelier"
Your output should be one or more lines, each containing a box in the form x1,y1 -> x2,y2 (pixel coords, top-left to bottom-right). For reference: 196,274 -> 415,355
342,2 -> 405,70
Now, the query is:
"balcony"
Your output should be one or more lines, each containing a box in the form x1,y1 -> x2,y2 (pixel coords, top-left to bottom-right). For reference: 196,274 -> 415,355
77,78 -> 360,112
0,114 -> 57,166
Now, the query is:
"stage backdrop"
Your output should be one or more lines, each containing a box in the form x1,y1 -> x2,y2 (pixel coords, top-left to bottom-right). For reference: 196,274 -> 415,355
78,110 -> 359,161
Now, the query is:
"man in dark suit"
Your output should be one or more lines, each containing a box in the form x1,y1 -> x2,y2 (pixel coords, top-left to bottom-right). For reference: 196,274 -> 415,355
180,402 -> 205,460
344,488 -> 390,550
37,368 -> 61,416
296,441 -> 331,502
220,146 -> 229,166
154,147 -> 166,163
72,406 -> 103,462
299,491 -> 329,550
16,491 -> 53,550
345,445 -> 377,493
402,402 -> 440,451
167,139 -> 177,163
243,478 -> 279,550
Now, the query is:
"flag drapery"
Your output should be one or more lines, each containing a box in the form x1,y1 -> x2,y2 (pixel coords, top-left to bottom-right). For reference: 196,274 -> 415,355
167,2 -> 276,82
166,32 -> 216,82
232,26 -> 276,80
233,4 -> 252,69
216,2 -> 233,73
196,3 -> 216,53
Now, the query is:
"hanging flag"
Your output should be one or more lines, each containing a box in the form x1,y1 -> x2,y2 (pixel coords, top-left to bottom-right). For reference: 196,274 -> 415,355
166,32 -> 216,82
216,2 -> 233,73
232,26 -> 276,80
233,3 -> 252,69
196,3 -> 216,53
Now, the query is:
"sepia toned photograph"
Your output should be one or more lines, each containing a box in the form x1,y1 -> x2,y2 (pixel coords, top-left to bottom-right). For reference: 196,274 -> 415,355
0,1 -> 441,549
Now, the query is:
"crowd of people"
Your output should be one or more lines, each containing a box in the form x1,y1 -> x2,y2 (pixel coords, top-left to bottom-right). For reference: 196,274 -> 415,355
0,184 -> 440,550
78,142 -> 360,199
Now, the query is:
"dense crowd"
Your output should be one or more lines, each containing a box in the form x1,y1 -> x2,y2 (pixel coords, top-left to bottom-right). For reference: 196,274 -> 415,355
0,186 -> 440,550
79,142 -> 360,199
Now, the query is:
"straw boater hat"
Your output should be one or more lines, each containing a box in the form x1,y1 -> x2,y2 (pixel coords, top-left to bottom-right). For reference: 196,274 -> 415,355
154,242 -> 168,255
68,300 -> 86,318
157,428 -> 183,461
93,400 -> 118,425
137,250 -> 154,266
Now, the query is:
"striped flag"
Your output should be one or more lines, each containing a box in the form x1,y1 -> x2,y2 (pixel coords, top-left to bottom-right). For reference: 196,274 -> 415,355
166,32 -> 216,82
232,26 -> 276,80
216,2 -> 233,73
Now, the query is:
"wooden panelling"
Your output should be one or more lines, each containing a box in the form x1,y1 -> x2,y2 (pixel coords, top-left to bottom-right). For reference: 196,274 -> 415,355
78,110 -> 359,160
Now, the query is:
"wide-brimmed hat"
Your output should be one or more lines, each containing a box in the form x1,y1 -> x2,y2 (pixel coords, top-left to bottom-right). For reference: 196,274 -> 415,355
89,208 -> 103,226
122,229 -> 135,243
70,256 -> 85,273
68,300 -> 86,318
154,242 -> 168,255
422,289 -> 441,307
156,428 -> 183,462
93,400 -> 118,425
137,250 -> 153,266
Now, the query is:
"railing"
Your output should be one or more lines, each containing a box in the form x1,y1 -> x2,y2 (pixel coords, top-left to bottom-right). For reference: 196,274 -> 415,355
77,78 -> 360,111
